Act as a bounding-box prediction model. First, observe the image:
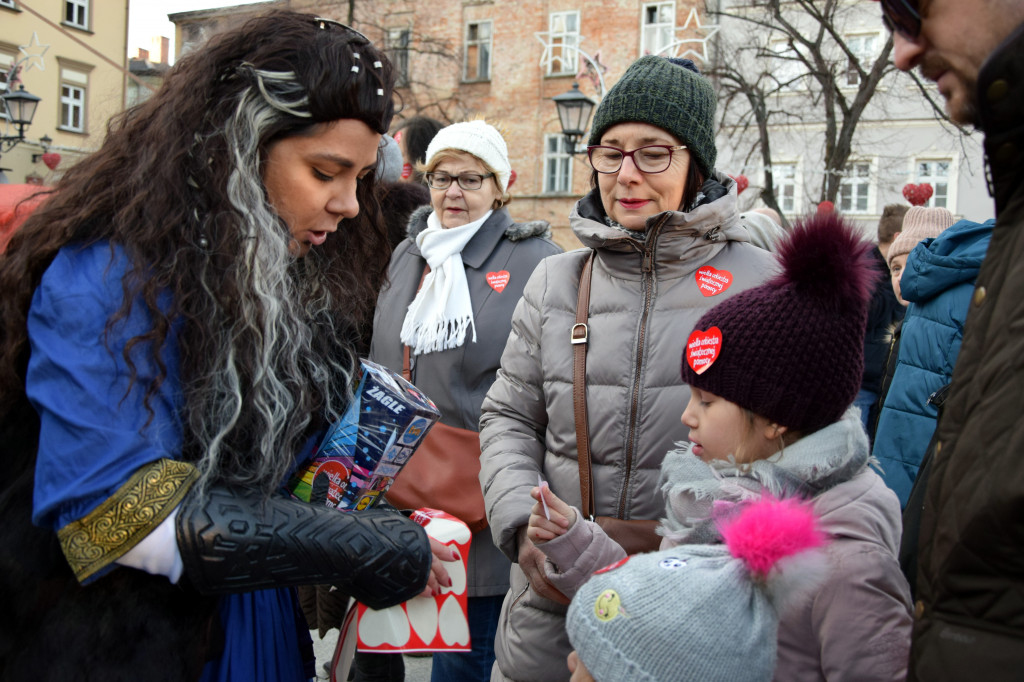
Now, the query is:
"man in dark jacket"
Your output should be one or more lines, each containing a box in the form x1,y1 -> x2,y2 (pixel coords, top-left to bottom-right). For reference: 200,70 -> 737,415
883,0 -> 1024,678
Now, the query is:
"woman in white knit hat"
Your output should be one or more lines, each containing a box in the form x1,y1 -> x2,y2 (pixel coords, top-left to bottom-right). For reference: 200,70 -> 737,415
370,119 -> 562,681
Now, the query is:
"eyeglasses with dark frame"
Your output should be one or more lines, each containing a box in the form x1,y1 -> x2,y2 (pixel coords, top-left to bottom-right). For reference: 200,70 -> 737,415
425,172 -> 496,191
587,145 -> 688,174
879,0 -> 922,39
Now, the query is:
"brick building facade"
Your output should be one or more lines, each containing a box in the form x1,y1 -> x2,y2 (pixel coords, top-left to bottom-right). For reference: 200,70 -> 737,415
290,0 -> 710,248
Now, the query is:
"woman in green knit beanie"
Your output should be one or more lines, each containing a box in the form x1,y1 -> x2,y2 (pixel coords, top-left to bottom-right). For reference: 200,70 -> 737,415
586,55 -> 719,221
479,55 -> 777,682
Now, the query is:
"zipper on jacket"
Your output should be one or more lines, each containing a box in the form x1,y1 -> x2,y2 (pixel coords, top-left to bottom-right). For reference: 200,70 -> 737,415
510,580 -> 531,610
617,215 -> 667,517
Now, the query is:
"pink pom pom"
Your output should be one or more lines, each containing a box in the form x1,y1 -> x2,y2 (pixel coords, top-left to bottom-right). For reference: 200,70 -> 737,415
717,497 -> 826,577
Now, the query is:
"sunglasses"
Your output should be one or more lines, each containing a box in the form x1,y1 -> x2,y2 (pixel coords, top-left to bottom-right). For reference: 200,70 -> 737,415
879,0 -> 922,39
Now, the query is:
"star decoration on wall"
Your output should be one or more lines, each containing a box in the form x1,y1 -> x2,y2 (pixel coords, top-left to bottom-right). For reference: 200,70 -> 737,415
18,32 -> 50,73
670,8 -> 720,64
534,31 -> 588,73
575,49 -> 608,92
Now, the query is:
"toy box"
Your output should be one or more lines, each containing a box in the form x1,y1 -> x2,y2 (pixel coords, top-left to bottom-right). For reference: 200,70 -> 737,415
288,359 -> 440,510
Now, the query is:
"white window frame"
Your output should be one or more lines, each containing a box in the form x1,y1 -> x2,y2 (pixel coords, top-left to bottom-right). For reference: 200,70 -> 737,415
0,50 -> 14,121
845,33 -> 880,87
770,39 -> 805,91
839,160 -> 874,215
546,11 -> 580,76
64,0 -> 89,30
59,66 -> 89,133
641,2 -> 676,56
463,20 -> 492,82
914,158 -> 953,211
772,161 -> 799,215
543,134 -> 573,194
387,27 -> 411,88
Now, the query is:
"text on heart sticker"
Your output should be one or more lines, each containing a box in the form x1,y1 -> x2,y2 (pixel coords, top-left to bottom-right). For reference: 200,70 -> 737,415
686,327 -> 722,375
695,266 -> 733,297
486,270 -> 510,293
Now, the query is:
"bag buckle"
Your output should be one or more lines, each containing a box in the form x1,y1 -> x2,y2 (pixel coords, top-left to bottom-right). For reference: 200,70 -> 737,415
571,323 -> 588,345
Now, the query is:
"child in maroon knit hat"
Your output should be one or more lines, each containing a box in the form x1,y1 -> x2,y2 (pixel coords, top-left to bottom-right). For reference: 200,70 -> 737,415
525,212 -> 913,681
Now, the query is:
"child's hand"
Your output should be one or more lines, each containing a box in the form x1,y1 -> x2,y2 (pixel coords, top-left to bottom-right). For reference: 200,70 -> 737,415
527,482 -> 576,544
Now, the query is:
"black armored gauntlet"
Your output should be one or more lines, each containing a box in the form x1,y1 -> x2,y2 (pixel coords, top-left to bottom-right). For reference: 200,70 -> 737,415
176,486 -> 431,610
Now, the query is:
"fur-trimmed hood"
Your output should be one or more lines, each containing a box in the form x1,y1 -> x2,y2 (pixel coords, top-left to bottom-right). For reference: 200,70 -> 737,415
405,204 -> 552,242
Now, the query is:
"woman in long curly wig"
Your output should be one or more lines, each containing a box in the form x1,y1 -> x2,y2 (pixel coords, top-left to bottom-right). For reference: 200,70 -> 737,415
0,11 -> 445,682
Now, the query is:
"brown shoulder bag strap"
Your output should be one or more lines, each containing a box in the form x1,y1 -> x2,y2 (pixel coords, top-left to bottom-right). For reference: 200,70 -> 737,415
402,263 -> 432,382
573,251 -> 597,521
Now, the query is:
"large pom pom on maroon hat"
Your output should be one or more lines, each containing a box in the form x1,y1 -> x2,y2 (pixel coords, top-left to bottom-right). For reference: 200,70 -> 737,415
681,212 -> 876,432
770,212 -> 876,314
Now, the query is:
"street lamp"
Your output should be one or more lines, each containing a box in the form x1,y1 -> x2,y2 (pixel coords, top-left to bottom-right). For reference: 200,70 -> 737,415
1,84 -> 42,152
552,82 -> 596,156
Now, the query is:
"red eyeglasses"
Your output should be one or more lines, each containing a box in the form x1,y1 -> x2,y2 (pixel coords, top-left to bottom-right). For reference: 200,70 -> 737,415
880,0 -> 922,39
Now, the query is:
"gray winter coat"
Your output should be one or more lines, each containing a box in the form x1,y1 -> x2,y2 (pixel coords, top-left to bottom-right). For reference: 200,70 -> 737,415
479,177 -> 775,681
372,205 -> 561,597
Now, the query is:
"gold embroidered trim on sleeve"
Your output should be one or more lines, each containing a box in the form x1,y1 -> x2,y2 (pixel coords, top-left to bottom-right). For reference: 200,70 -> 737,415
57,458 -> 199,582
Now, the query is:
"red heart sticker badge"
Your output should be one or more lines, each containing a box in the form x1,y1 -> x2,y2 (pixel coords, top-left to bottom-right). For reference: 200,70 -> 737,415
695,266 -> 733,297
486,270 -> 510,293
686,327 -> 722,375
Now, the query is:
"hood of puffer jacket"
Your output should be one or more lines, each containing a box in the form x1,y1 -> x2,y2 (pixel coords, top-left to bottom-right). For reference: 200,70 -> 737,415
813,462 -> 902,555
405,204 -> 552,242
901,218 -> 995,304
570,170 -> 751,266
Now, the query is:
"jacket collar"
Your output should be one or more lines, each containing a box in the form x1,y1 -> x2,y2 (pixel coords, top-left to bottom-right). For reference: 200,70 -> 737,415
405,206 -> 551,269
977,21 -> 1024,211
569,171 -> 751,277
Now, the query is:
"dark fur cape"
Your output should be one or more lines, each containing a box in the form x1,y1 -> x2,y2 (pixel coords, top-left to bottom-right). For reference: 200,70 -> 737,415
0,397 -> 220,682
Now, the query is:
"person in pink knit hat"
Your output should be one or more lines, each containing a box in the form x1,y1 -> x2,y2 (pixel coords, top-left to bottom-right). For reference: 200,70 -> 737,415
886,206 -> 956,305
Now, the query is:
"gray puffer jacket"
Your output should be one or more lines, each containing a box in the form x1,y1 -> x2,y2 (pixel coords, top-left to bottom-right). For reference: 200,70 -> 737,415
372,205 -> 561,597
479,175 -> 775,681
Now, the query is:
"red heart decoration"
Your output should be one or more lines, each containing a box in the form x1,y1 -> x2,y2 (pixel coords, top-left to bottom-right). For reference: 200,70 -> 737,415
902,183 -> 933,206
694,265 -> 733,297
729,174 -> 749,195
41,152 -> 61,171
486,270 -> 510,293
686,326 -> 722,375
817,200 -> 835,214
507,169 -> 517,189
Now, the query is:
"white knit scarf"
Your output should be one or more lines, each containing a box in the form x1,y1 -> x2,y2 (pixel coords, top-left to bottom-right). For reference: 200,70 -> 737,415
400,209 -> 492,354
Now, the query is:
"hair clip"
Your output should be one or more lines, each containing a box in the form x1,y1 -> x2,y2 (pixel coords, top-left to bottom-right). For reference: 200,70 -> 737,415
313,17 -> 370,42
373,61 -> 383,69
377,88 -> 384,96
351,65 -> 360,73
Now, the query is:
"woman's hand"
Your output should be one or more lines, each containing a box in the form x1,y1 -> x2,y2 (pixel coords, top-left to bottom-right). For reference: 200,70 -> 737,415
516,525 -> 570,605
418,537 -> 457,598
568,650 -> 596,682
527,483 -> 576,544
